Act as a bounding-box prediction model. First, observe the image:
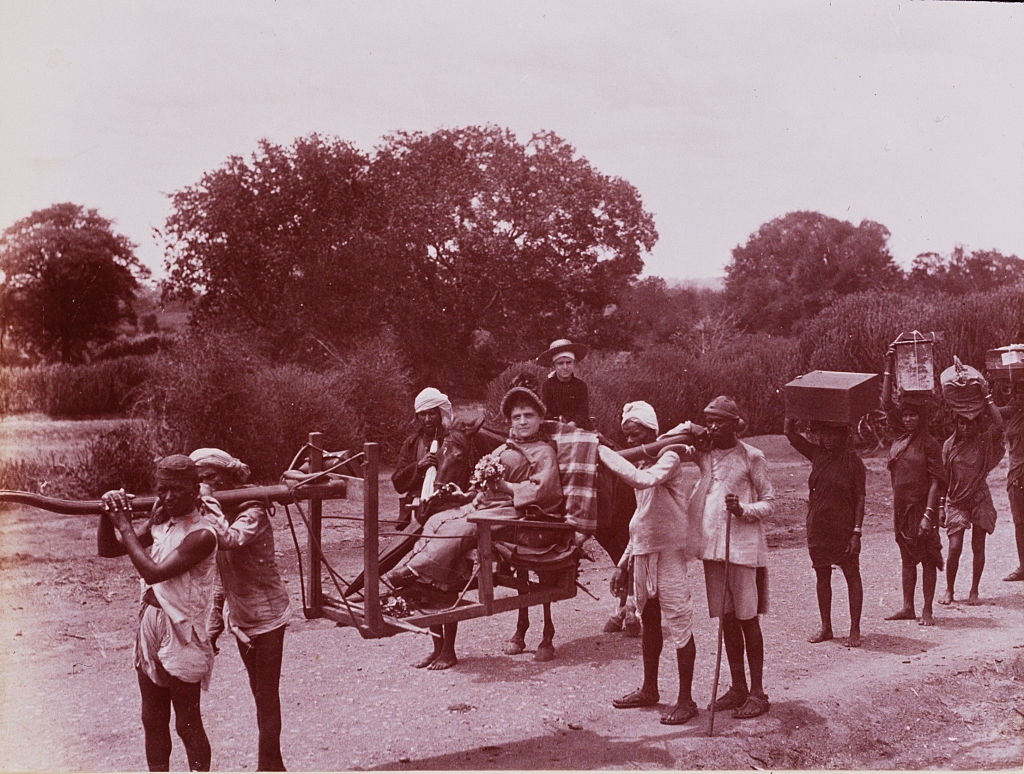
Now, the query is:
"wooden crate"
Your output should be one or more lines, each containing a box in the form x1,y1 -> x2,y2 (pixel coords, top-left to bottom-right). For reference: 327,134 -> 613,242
785,370 -> 882,425
892,331 -> 937,394
986,344 -> 1024,383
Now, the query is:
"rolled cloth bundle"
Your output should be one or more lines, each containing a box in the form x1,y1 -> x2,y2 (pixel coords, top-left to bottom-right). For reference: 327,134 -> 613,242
940,356 -> 988,419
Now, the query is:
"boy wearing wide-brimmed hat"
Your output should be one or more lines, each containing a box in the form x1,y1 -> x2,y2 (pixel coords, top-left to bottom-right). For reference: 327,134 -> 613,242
538,338 -> 593,430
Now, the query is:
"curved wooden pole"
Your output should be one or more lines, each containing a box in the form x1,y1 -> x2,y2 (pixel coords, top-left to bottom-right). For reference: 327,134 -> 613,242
0,478 -> 353,517
615,426 -> 707,463
480,418 -> 708,463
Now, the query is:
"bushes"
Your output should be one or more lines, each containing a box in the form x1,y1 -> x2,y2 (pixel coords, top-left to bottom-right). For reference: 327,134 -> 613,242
83,421 -> 158,495
487,337 -> 800,439
135,330 -> 413,481
0,421 -> 155,498
799,289 -> 1024,375
586,338 -> 798,437
0,357 -> 154,417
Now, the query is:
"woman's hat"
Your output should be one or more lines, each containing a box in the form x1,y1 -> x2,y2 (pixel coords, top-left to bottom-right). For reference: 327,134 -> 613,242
538,338 -> 588,365
500,386 -> 547,419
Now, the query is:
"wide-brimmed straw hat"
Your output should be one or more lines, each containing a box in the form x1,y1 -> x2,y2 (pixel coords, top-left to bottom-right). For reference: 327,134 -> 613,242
538,338 -> 588,365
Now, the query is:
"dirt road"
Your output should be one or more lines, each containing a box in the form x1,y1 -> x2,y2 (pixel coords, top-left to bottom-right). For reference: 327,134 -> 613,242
1,433 -> 1022,770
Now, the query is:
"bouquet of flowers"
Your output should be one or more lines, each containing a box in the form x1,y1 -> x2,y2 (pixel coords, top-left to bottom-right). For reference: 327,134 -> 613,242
469,451 -> 506,490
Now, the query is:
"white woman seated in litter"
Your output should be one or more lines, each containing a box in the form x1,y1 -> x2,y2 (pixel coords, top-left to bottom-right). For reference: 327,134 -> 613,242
385,381 -> 563,669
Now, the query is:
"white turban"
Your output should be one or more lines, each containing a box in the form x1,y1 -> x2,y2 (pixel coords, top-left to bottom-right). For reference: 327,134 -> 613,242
413,387 -> 453,429
621,401 -> 659,435
189,448 -> 252,483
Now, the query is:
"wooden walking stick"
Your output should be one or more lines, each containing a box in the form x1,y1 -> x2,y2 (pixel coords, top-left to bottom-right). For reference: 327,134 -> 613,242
708,505 -> 733,737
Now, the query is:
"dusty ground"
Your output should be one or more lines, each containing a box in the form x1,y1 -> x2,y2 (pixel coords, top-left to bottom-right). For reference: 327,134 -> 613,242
1,421 -> 1022,771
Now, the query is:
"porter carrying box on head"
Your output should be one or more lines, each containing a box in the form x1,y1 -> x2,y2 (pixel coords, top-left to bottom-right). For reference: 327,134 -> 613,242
785,370 -> 882,425
986,344 -> 1024,384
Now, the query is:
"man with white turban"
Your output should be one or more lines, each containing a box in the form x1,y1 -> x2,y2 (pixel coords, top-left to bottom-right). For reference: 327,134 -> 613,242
598,401 -> 702,725
392,388 -> 454,526
190,448 -> 291,771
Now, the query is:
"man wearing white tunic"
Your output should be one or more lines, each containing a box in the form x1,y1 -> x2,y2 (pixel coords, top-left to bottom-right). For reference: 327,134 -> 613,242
102,455 -> 219,771
688,395 -> 775,721
599,402 -> 702,725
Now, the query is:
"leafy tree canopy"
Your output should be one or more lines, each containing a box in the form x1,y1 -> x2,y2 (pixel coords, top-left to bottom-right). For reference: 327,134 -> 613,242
368,126 -> 657,385
161,135 -> 379,359
0,203 -> 147,363
908,247 -> 1024,294
724,210 -> 901,335
161,126 -> 658,385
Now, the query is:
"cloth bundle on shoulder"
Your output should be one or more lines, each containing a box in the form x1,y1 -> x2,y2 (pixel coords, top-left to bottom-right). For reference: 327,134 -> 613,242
940,356 -> 988,419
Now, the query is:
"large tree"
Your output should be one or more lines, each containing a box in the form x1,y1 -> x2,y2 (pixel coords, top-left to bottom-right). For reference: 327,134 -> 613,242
0,203 -> 147,362
161,134 -> 379,359
163,126 -> 657,385
724,211 -> 901,335
908,247 -> 1024,294
368,126 -> 657,385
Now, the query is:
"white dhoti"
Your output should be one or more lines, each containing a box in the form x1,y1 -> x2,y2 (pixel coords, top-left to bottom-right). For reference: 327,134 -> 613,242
632,548 -> 693,649
135,604 -> 214,688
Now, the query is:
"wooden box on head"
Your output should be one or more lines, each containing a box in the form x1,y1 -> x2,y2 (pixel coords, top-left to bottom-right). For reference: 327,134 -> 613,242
784,370 -> 882,425
986,344 -> 1024,385
892,330 -> 941,400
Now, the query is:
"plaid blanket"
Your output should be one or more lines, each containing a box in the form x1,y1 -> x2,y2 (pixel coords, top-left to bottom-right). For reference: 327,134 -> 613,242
544,421 -> 600,534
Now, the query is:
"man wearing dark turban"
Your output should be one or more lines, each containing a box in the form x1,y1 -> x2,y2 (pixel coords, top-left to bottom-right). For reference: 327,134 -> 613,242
671,396 -> 775,721
101,455 -> 219,771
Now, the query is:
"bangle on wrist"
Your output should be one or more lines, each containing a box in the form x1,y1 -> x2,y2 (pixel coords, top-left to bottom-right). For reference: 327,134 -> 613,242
852,527 -> 861,534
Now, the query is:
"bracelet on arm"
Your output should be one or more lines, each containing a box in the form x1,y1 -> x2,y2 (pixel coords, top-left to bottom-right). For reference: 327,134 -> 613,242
852,527 -> 862,534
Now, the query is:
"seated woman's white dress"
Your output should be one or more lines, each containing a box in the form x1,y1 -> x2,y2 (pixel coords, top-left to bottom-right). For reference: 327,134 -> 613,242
400,436 -> 563,590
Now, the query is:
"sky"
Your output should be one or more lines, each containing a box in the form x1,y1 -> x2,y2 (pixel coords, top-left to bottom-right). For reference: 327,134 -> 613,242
1,0 -> 1022,282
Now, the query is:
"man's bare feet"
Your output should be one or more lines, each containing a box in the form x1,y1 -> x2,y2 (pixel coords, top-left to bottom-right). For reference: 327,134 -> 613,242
885,607 -> 916,621
807,628 -> 833,643
918,612 -> 936,626
966,591 -> 981,605
427,652 -> 457,670
414,652 -> 441,668
938,589 -> 954,605
846,632 -> 862,648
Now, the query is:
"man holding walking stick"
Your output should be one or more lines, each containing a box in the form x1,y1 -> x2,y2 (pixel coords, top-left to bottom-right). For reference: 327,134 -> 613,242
676,396 -> 775,721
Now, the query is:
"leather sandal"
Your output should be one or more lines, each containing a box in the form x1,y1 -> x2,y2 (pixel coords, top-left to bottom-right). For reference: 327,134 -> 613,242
660,701 -> 698,725
732,691 -> 770,719
707,685 -> 748,712
612,688 -> 659,709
